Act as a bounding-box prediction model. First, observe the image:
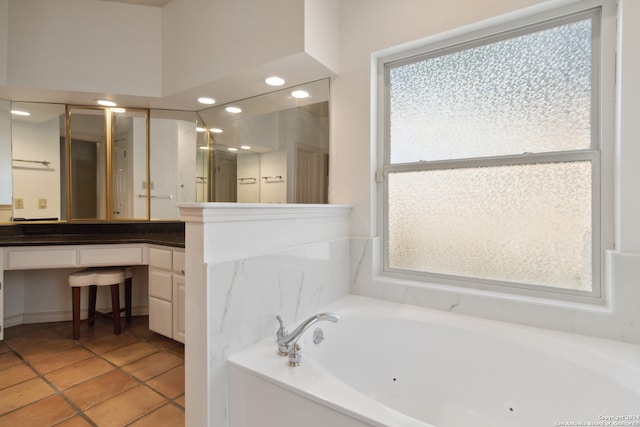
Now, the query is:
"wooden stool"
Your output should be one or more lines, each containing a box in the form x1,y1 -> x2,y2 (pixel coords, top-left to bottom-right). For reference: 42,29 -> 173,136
69,267 -> 133,340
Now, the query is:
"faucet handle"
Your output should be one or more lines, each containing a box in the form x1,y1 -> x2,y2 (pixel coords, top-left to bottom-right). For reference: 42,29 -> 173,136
288,343 -> 302,367
275,315 -> 289,356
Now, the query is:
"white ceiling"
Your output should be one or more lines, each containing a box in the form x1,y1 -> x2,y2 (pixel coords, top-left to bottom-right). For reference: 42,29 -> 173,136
98,0 -> 173,7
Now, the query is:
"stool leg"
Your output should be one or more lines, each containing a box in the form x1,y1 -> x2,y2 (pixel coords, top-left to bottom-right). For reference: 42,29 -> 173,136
88,285 -> 97,326
125,277 -> 132,321
72,287 -> 81,340
110,284 -> 122,335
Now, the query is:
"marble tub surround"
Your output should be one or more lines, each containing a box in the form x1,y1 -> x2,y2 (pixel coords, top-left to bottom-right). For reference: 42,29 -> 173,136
0,221 -> 185,248
179,203 -> 351,427
351,237 -> 640,345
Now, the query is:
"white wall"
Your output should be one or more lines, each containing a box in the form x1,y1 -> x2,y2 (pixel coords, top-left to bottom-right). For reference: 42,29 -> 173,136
0,0 -> 7,87
304,0 -> 340,75
332,0 -> 640,344
162,0 -> 304,95
617,0 -> 640,252
6,0 -> 161,97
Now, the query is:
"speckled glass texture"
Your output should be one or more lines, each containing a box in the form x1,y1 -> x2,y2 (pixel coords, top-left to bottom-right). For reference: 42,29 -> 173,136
388,19 -> 592,164
387,161 -> 592,290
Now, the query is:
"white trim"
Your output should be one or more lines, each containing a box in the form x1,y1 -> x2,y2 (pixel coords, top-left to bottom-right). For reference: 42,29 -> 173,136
178,202 -> 351,223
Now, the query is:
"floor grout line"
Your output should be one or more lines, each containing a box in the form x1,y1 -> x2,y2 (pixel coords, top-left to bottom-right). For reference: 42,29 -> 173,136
0,317 -> 185,426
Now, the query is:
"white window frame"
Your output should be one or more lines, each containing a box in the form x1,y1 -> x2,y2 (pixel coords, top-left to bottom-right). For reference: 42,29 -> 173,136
376,0 -> 615,304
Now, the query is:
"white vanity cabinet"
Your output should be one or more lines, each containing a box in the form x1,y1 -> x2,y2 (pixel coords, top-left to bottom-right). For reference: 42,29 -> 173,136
148,246 -> 185,343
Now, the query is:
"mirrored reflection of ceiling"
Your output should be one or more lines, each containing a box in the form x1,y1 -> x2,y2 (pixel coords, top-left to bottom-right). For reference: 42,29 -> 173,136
98,0 -> 173,7
10,102 -> 65,125
198,79 -> 329,153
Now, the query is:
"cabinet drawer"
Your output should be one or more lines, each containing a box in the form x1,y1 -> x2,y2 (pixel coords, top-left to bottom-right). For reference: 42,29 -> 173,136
172,250 -> 185,275
149,297 -> 173,338
149,269 -> 173,301
7,248 -> 77,270
79,247 -> 142,266
149,247 -> 172,270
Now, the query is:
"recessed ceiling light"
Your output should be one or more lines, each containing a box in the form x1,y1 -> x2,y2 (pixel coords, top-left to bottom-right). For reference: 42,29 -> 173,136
96,99 -> 117,107
265,76 -> 285,86
210,128 -> 223,133
225,106 -> 242,114
196,127 -> 206,132
240,145 -> 251,150
10,110 -> 30,116
228,147 -> 238,152
198,97 -> 216,105
110,107 -> 126,113
291,90 -> 309,99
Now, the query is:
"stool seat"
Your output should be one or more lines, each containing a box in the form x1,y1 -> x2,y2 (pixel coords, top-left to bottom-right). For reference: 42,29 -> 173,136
69,266 -> 133,340
69,268 -> 125,287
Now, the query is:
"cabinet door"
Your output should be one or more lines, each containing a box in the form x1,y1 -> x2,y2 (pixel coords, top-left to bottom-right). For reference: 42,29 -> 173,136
149,296 -> 172,338
172,274 -> 185,344
149,269 -> 173,301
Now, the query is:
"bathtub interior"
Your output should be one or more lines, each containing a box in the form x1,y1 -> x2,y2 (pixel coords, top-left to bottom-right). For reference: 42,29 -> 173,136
304,315 -> 640,426
229,295 -> 640,427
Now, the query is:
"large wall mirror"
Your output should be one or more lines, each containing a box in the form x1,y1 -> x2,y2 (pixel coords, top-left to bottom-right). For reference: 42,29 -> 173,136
149,110 -> 198,219
197,79 -> 329,204
7,103 -> 151,222
0,99 -> 11,222
0,78 -> 330,224
67,106 -> 149,221
11,102 -> 66,221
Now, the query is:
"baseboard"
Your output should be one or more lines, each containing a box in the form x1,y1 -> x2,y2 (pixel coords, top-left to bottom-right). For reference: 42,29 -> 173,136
6,306 -> 149,326
4,313 -> 25,328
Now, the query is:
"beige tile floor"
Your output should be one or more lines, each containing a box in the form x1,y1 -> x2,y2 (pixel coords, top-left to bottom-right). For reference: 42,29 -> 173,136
0,316 -> 185,426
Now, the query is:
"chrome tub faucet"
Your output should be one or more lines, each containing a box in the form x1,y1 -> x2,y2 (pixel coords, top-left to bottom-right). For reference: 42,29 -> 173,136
275,312 -> 339,366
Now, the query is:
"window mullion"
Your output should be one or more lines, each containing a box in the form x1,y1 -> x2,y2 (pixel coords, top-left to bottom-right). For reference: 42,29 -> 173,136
385,150 -> 599,174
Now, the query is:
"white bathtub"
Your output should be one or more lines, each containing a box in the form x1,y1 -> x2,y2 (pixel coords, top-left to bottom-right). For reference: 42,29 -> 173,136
228,295 -> 640,427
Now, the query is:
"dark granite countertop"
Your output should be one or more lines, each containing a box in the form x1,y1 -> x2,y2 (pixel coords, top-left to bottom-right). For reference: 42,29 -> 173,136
0,222 -> 185,248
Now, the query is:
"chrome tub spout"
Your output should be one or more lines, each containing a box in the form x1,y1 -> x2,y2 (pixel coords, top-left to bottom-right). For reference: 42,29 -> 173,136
275,312 -> 339,366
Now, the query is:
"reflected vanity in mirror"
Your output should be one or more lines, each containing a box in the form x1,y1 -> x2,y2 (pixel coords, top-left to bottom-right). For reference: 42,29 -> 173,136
197,78 -> 329,204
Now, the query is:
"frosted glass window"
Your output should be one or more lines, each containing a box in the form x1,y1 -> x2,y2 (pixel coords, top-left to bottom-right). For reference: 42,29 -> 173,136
389,19 -> 592,164
382,8 -> 607,297
387,162 -> 592,290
